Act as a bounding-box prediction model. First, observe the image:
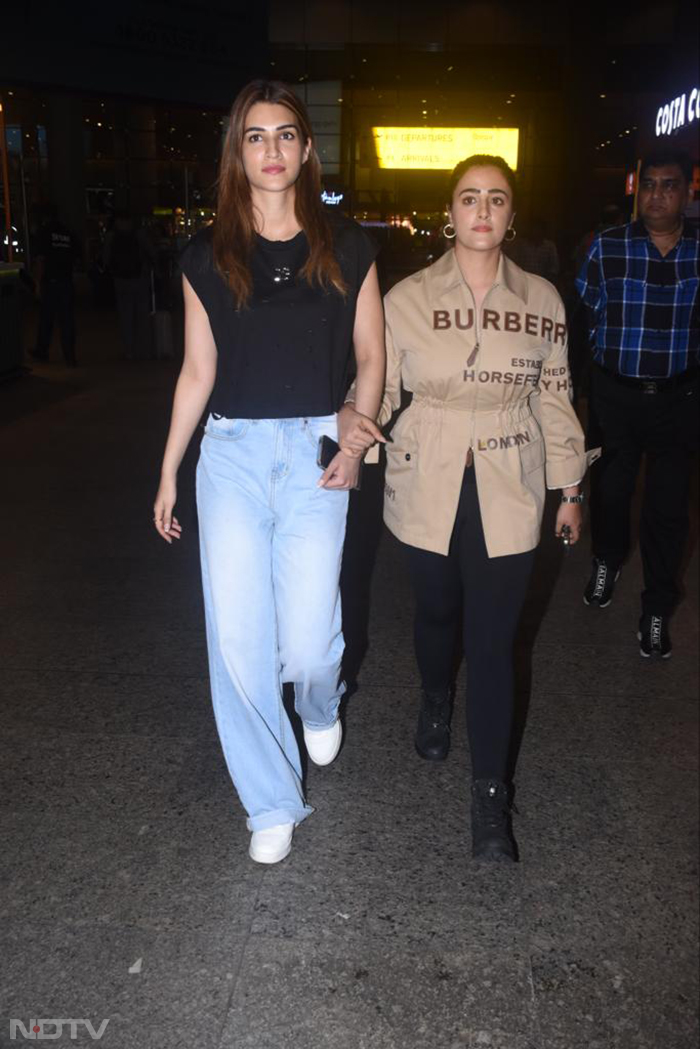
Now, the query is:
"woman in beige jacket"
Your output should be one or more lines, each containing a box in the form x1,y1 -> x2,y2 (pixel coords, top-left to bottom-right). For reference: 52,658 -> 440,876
358,155 -> 598,862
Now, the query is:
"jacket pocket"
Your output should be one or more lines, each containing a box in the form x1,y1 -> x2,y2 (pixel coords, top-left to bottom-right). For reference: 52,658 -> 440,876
387,410 -> 419,472
519,434 -> 546,476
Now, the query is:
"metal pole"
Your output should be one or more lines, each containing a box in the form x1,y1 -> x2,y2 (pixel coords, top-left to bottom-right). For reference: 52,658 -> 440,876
0,98 -> 14,261
348,100 -> 356,217
632,158 -> 641,222
19,153 -> 30,268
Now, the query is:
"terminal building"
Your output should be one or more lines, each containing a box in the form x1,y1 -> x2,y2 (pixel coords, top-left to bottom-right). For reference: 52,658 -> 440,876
1,0 -> 698,269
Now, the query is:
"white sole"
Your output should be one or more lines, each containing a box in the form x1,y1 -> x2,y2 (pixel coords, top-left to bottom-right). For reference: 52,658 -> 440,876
637,632 -> 672,659
583,569 -> 621,608
583,595 -> 613,608
248,841 -> 292,864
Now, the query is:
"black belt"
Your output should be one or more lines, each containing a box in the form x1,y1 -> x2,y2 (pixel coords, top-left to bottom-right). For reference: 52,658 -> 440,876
596,363 -> 698,394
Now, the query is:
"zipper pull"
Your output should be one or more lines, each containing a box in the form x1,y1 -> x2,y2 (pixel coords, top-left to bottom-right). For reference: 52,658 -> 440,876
466,342 -> 479,367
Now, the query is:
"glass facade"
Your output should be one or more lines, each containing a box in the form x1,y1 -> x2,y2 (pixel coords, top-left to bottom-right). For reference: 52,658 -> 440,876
0,86 -> 227,266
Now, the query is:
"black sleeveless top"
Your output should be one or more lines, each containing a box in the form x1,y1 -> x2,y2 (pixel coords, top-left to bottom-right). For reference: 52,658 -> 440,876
179,215 -> 378,419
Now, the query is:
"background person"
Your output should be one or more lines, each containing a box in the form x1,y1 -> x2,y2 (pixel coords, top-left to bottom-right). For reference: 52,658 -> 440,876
153,80 -> 384,865
577,148 -> 699,658
31,204 -> 79,367
354,155 -> 597,862
506,216 -> 560,285
572,203 -> 625,277
104,212 -> 155,360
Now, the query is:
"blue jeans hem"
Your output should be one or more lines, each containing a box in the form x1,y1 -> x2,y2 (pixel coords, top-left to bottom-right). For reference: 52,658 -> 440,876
246,805 -> 314,832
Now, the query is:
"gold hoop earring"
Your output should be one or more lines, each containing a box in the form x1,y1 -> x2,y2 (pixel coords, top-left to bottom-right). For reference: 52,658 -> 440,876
442,222 -> 456,240
504,226 -> 516,242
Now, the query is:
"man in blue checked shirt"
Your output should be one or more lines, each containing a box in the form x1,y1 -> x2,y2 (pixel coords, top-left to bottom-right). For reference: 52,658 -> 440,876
576,147 -> 699,659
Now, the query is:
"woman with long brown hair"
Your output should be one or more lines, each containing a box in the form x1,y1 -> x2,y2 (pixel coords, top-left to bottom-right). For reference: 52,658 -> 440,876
153,80 -> 384,864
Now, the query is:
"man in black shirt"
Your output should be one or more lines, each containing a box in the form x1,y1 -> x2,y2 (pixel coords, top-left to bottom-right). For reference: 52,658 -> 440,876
32,204 -> 78,366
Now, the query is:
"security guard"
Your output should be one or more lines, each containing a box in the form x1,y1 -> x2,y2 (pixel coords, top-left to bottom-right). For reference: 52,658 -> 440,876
32,204 -> 78,367
356,155 -> 598,862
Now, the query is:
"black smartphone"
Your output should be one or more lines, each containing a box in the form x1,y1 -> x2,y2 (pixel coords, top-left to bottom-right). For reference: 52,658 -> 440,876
316,435 -> 362,490
316,434 -> 340,470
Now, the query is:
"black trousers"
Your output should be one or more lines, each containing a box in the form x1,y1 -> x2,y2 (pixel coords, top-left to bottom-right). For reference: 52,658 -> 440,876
405,467 -> 535,782
588,365 -> 698,616
35,278 -> 76,364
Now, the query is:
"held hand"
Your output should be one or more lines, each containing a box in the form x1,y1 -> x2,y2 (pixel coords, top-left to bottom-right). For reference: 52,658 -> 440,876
153,476 -> 182,544
555,502 -> 582,545
337,404 -> 385,457
318,450 -> 361,490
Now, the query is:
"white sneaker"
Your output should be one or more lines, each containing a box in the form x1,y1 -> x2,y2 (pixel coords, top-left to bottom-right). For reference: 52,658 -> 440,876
303,718 -> 342,766
248,823 -> 294,864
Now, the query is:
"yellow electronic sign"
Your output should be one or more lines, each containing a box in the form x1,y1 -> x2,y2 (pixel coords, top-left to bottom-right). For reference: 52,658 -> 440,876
371,127 -> 519,170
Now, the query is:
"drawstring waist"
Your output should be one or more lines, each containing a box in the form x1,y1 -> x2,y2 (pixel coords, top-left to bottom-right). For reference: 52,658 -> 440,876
411,393 -> 534,423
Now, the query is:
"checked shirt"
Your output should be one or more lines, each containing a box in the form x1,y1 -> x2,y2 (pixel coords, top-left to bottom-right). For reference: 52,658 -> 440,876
576,219 -> 699,378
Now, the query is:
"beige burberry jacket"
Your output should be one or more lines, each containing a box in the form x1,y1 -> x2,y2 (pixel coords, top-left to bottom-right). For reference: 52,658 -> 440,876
363,249 -> 599,558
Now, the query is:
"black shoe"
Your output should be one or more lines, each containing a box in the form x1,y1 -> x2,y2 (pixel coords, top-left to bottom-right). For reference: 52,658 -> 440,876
471,779 -> 518,862
638,614 -> 672,659
415,688 -> 451,761
583,557 -> 621,608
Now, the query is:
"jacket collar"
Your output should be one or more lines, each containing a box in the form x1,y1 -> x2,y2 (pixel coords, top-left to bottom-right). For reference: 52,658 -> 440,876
428,247 -> 529,304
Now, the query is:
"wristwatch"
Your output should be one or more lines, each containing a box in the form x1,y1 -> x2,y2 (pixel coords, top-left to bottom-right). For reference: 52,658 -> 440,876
560,493 -> 585,504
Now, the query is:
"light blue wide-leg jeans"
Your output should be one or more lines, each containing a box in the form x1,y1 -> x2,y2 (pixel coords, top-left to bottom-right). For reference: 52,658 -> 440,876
196,414 -> 349,831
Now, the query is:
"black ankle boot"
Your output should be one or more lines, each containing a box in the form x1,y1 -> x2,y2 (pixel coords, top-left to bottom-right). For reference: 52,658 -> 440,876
471,779 -> 518,862
415,689 -> 452,761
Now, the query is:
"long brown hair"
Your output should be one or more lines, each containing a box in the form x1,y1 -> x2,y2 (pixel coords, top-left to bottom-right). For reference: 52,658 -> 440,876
213,79 -> 346,307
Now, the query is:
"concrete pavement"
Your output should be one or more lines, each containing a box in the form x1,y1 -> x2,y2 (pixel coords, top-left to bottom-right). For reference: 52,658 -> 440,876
1,304 -> 698,1049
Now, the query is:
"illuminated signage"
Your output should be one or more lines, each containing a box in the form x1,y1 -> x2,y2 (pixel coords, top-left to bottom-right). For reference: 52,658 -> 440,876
321,190 -> 344,205
655,86 -> 700,136
371,127 -> 519,170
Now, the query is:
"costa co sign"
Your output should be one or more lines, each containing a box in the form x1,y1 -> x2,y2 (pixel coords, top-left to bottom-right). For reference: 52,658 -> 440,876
655,86 -> 700,136
9,1019 -> 110,1040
